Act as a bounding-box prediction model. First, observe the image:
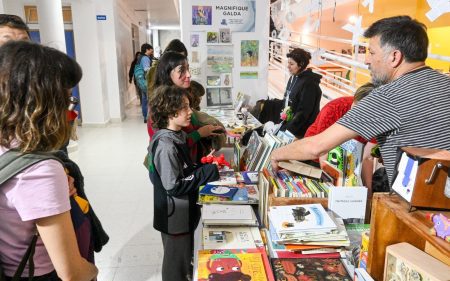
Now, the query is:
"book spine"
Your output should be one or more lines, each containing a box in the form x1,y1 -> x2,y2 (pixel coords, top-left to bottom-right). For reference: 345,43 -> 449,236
294,176 -> 311,197
310,179 -> 325,198
304,178 -> 318,197
286,182 -> 297,198
292,178 -> 306,197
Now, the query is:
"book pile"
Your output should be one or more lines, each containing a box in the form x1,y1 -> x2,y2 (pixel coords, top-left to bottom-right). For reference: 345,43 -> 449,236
202,204 -> 259,227
198,170 -> 260,205
197,193 -> 275,280
243,131 -> 291,172
265,204 -> 350,259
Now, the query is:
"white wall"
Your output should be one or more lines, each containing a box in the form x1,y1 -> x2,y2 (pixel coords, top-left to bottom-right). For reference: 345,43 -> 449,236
159,29 -> 181,51
72,0 -> 109,125
2,0 -> 26,18
3,0 -> 145,125
180,0 -> 270,106
114,0 -> 146,109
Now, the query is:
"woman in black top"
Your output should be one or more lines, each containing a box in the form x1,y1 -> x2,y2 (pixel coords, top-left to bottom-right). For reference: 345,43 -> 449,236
280,48 -> 322,138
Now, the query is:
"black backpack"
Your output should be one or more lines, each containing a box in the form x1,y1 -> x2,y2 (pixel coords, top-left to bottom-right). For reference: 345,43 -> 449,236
0,151 -> 61,281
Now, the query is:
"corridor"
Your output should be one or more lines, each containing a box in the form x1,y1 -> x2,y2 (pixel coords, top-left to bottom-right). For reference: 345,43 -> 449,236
69,101 -> 163,281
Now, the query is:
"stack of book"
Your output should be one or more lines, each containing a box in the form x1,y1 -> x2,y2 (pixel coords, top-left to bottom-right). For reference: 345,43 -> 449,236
243,132 -> 289,172
198,170 -> 260,205
197,193 -> 275,280
202,204 -> 259,227
265,204 -> 350,259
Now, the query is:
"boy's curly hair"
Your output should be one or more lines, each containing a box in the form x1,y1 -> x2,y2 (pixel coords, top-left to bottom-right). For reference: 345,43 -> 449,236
149,85 -> 189,129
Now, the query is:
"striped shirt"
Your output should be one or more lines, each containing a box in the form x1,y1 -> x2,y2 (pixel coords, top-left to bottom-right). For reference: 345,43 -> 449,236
337,67 -> 450,184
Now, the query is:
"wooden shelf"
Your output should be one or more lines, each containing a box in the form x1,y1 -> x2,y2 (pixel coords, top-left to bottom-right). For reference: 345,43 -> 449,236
367,193 -> 450,280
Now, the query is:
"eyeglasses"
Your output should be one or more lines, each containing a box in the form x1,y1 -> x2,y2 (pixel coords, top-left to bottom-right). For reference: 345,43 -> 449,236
68,96 -> 79,110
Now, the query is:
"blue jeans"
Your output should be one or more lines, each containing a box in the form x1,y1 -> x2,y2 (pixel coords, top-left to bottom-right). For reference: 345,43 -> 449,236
141,91 -> 148,120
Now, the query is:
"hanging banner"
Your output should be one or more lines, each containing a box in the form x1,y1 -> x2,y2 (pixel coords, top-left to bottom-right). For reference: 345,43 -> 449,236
191,0 -> 256,32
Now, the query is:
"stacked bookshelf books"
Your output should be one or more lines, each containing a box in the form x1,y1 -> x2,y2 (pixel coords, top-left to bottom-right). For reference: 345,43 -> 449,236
265,204 -> 353,281
195,167 -> 275,281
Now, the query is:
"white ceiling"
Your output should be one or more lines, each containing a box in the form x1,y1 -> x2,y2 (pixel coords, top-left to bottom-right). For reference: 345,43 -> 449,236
127,0 -> 180,28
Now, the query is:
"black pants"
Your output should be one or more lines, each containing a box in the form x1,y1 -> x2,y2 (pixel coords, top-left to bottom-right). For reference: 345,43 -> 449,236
5,270 -> 60,281
161,232 -> 193,281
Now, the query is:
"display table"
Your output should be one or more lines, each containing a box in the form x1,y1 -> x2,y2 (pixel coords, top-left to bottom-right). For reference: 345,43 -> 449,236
202,108 -> 262,142
367,193 -> 450,280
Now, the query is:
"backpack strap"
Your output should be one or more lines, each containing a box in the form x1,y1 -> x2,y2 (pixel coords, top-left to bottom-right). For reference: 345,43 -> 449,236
0,150 -> 61,186
0,150 -> 61,281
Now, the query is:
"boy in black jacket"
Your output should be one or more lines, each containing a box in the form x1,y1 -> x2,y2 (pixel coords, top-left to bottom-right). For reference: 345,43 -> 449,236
147,85 -> 219,281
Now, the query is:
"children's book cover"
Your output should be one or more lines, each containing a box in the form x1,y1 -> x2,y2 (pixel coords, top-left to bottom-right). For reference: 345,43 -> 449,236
200,184 -> 239,199
268,204 -> 336,234
192,6 -> 212,25
243,171 -> 259,184
271,258 -> 352,281
197,249 -> 269,281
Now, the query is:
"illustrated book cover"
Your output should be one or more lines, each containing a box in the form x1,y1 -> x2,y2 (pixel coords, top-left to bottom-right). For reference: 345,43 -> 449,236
197,249 -> 269,281
268,204 -> 337,234
271,258 -> 352,281
384,242 -> 450,281
202,226 -> 263,249
200,184 -> 239,199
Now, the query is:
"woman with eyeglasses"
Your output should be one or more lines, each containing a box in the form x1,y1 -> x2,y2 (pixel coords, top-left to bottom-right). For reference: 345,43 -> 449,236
149,51 -> 223,163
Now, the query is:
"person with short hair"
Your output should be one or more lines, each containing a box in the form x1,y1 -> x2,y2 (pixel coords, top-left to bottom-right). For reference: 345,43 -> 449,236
279,48 -> 322,138
136,43 -> 153,122
139,43 -> 154,72
0,40 -> 98,281
188,80 -> 205,111
148,51 -> 223,163
0,14 -> 29,46
271,16 -> 450,187
147,85 -> 219,281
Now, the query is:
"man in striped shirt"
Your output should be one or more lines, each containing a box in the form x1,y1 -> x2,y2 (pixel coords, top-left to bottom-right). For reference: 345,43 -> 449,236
271,16 -> 450,185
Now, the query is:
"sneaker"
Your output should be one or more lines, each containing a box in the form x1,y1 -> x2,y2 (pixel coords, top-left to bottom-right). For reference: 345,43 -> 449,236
144,119 -> 147,123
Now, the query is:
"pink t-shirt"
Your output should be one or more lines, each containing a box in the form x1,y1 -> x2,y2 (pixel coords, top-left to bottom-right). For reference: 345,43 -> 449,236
0,147 -> 71,277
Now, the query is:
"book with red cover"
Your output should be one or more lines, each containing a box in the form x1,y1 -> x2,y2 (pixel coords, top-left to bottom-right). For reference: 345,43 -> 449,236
273,251 -> 341,259
271,258 -> 351,281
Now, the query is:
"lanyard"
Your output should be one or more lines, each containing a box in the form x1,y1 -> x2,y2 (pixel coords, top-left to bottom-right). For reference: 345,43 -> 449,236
284,75 -> 298,108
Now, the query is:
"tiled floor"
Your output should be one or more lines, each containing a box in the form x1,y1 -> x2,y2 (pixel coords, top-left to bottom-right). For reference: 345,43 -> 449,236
69,101 -> 163,281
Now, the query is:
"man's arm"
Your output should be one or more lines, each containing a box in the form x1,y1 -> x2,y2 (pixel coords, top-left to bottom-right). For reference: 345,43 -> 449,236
271,123 -> 358,170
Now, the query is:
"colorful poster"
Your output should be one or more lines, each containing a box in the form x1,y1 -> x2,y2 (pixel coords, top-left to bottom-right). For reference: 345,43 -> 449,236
207,46 -> 234,73
190,33 -> 200,47
241,40 -> 259,67
207,31 -> 219,43
191,0 -> 256,32
192,6 -> 212,25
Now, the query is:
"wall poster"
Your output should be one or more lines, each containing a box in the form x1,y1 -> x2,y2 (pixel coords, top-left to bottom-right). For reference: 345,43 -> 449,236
207,45 -> 234,73
192,6 -> 212,25
191,0 -> 256,32
241,40 -> 259,67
